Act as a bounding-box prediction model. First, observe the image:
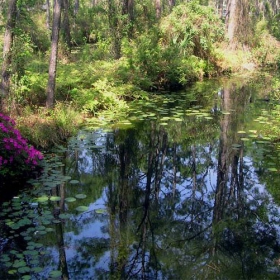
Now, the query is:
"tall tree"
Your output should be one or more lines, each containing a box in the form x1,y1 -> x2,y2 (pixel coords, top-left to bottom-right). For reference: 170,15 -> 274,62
46,0 -> 62,109
108,0 -> 121,59
155,0 -> 161,18
168,0 -> 176,12
61,0 -> 71,52
74,0 -> 79,15
217,0 -> 225,18
225,0 -> 251,47
0,0 -> 17,108
122,0 -> 134,38
45,0 -> 51,31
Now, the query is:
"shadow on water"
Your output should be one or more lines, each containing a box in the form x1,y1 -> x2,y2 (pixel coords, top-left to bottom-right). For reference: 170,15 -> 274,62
2,75 -> 280,279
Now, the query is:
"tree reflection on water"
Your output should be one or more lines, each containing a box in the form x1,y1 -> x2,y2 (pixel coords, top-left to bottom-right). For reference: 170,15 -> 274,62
1,77 -> 280,279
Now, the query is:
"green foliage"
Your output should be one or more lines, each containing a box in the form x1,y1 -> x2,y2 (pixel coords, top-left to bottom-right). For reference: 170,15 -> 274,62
14,2 -> 50,53
120,2 -> 224,89
252,20 -> 280,66
72,78 -> 128,114
12,30 -> 34,76
271,13 -> 280,40
91,36 -> 114,60
270,76 -> 280,101
122,29 -> 161,88
11,71 -> 47,108
7,27 -> 47,109
71,6 -> 107,46
161,2 -> 224,59
18,104 -> 81,148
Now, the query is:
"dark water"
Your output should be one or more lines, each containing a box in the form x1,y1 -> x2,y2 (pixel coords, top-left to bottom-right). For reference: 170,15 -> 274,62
2,75 -> 280,279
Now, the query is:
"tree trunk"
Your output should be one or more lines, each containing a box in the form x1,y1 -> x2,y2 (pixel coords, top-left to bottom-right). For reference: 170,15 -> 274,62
226,0 -> 237,45
61,0 -> 71,52
108,0 -> 121,59
46,0 -> 62,109
226,0 -> 251,48
74,0 -> 79,15
46,0 -> 51,30
155,0 -> 161,19
122,0 -> 134,38
168,0 -> 176,12
271,0 -> 280,15
217,0 -> 224,18
1,0 -> 17,104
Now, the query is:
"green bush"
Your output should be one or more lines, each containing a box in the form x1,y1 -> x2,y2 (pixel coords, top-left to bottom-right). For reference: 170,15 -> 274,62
252,20 -> 280,66
72,78 -> 128,115
120,1 -> 224,90
160,2 -> 224,59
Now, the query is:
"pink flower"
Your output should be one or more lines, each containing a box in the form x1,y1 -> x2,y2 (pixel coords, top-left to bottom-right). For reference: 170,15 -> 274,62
0,113 -> 44,175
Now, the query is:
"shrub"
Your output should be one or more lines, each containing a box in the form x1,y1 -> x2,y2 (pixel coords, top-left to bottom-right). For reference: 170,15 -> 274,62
72,78 -> 128,114
121,2 -> 224,90
160,2 -> 224,60
0,113 -> 43,179
252,20 -> 280,67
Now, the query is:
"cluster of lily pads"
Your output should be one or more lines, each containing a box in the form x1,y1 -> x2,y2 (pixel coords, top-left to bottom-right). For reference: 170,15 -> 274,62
234,113 -> 280,174
0,151 -> 89,279
85,92 -> 219,130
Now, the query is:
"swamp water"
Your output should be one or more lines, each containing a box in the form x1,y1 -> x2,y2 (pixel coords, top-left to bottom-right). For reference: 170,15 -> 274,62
1,75 -> 280,279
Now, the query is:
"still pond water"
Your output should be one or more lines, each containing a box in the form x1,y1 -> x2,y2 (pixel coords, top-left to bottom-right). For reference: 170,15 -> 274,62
2,75 -> 280,279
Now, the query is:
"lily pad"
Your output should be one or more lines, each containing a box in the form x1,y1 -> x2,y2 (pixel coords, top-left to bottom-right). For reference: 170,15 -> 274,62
24,236 -> 32,241
75,194 -> 87,199
13,260 -> 26,268
69,180 -> 80,185
76,206 -> 89,212
59,213 -> 71,219
50,196 -> 61,202
37,196 -> 49,203
65,197 -> 77,203
95,209 -> 106,214
45,227 -> 55,232
31,267 -> 43,273
49,270 -> 62,278
18,266 -> 31,274
62,176 -> 72,181
8,270 -> 17,275
267,167 -> 278,172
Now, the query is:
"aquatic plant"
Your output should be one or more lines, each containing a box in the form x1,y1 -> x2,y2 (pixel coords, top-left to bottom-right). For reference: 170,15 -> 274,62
0,113 -> 43,179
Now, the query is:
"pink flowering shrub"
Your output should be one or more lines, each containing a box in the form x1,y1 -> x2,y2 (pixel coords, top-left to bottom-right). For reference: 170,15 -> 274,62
0,113 -> 44,178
